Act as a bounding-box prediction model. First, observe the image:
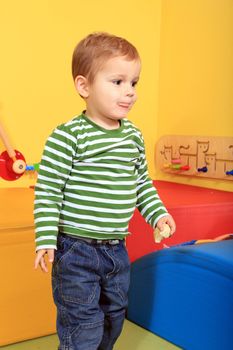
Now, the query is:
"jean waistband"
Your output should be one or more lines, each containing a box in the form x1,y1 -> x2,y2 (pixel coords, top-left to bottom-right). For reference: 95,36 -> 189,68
62,233 -> 121,246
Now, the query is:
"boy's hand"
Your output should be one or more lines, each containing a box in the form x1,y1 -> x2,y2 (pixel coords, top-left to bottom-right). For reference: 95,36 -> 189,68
156,215 -> 176,235
34,249 -> 55,273
154,215 -> 176,241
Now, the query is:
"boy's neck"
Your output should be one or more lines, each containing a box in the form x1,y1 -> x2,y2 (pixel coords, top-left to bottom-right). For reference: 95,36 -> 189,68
83,111 -> 121,130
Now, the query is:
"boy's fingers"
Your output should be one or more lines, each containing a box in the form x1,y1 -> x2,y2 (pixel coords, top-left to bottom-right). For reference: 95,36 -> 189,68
34,249 -> 55,273
156,220 -> 166,231
34,250 -> 45,269
40,257 -> 48,273
34,249 -> 49,272
48,249 -> 54,263
170,226 -> 176,235
168,217 -> 176,235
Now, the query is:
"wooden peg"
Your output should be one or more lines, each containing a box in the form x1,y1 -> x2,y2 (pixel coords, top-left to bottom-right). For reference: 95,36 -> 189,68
0,122 -> 16,160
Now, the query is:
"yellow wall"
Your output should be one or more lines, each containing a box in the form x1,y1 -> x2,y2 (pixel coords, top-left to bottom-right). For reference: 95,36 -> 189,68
156,0 -> 233,191
0,0 -> 161,188
0,0 -> 232,191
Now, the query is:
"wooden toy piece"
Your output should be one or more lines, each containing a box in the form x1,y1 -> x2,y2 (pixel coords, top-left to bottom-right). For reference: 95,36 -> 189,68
12,159 -> 26,174
26,163 -> 40,172
163,163 -> 171,169
198,166 -> 208,173
33,163 -> 40,172
154,223 -> 171,243
171,158 -> 181,164
0,123 -> 16,160
171,164 -> 181,170
180,165 -> 190,171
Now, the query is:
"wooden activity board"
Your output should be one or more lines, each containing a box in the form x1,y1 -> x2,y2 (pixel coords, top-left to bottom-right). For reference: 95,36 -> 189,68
156,135 -> 233,181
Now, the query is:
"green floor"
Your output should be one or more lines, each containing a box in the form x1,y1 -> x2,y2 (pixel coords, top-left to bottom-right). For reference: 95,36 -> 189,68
1,320 -> 181,350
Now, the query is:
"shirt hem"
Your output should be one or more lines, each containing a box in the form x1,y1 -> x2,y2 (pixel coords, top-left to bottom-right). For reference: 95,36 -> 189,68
59,225 -> 129,240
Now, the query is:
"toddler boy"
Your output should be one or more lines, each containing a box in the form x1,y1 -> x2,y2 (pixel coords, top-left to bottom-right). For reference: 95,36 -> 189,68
34,32 -> 175,350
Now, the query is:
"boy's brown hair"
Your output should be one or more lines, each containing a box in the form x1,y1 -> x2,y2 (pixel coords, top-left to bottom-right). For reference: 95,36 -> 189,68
72,32 -> 140,83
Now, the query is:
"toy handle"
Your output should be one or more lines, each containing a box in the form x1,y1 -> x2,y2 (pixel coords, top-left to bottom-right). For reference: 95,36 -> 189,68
0,122 -> 16,160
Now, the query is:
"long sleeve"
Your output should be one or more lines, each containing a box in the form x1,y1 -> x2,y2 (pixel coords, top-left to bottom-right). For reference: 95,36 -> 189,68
34,124 -> 77,250
136,134 -> 168,227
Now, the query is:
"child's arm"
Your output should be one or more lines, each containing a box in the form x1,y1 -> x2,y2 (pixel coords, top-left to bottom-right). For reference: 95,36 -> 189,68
34,123 -> 76,252
34,249 -> 55,273
135,132 -> 176,238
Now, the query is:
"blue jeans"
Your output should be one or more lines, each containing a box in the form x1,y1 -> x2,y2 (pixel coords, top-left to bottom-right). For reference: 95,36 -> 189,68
52,234 -> 130,350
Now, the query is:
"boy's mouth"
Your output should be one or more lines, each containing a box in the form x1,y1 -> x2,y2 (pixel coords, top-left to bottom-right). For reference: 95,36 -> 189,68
118,102 -> 131,109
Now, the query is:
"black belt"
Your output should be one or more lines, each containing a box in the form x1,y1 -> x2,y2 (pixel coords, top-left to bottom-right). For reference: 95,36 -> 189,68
64,234 -> 121,246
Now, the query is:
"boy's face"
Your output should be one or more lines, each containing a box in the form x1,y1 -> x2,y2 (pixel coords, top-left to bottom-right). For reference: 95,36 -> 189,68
85,56 -> 141,129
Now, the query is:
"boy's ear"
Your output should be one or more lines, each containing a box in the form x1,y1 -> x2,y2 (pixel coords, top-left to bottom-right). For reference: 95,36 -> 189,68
74,75 -> 89,98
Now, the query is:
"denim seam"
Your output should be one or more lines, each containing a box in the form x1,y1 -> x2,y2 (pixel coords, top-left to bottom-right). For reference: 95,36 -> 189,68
107,309 -> 126,320
56,239 -> 77,267
61,283 -> 98,305
115,246 -> 130,303
93,244 -> 100,271
70,319 -> 104,336
60,328 -> 72,349
115,276 -> 125,303
104,247 -> 120,278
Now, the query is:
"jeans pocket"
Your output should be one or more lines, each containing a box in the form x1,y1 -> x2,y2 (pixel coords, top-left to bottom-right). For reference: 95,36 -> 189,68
57,240 -> 100,305
54,234 -> 75,264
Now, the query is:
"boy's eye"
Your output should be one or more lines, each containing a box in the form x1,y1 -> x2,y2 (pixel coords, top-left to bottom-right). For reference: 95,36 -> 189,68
112,80 -> 122,85
132,81 -> 138,87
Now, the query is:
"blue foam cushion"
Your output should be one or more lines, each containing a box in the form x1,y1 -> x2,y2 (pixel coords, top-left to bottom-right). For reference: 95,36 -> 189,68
127,240 -> 233,350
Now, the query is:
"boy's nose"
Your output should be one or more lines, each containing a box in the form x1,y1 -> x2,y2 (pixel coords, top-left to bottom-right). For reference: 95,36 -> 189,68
126,85 -> 135,97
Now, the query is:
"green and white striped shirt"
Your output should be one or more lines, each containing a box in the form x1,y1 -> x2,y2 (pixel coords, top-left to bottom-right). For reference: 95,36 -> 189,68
34,113 -> 168,250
